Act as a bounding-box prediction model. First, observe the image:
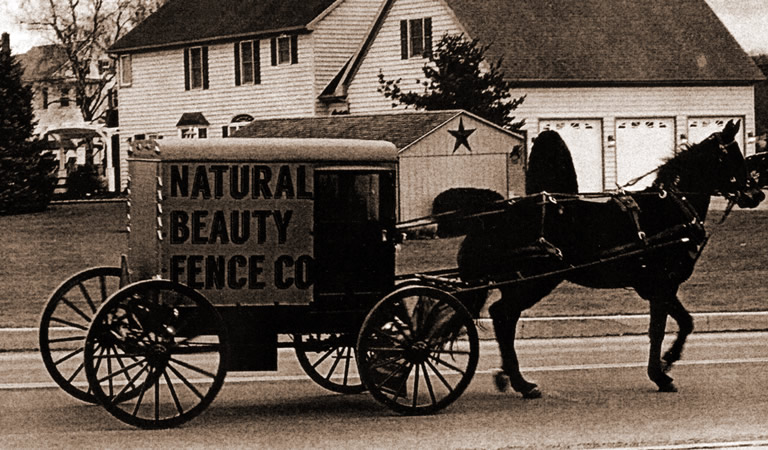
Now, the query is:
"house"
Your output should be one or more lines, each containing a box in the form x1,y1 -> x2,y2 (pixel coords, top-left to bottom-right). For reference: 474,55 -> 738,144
111,0 -> 764,192
109,0 -> 385,189
754,55 -> 768,151
234,110 -> 525,220
331,0 -> 766,191
16,39 -> 121,191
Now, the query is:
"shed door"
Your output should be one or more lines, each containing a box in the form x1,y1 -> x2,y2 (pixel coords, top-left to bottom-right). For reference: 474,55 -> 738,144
688,117 -> 744,151
313,170 -> 396,298
539,120 -> 603,193
616,118 -> 675,190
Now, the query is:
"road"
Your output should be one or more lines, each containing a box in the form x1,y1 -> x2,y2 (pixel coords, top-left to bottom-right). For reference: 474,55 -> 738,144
1,332 -> 767,449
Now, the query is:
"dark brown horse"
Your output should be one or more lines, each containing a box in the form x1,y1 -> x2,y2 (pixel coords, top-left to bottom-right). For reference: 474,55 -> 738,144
457,120 -> 764,397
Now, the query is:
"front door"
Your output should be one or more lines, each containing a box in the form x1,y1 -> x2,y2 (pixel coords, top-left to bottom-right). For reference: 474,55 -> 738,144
313,170 -> 396,299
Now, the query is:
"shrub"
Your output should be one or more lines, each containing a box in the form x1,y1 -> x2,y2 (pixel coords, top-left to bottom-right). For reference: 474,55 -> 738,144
0,147 -> 57,214
66,164 -> 105,198
432,187 -> 504,238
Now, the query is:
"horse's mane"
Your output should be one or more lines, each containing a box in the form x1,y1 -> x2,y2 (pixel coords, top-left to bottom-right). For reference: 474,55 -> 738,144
652,136 -> 719,192
526,130 -> 579,195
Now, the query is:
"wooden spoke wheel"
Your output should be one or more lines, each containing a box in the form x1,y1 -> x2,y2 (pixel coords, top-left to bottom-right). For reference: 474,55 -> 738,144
83,280 -> 228,429
39,267 -> 122,403
294,333 -> 365,394
357,286 -> 478,415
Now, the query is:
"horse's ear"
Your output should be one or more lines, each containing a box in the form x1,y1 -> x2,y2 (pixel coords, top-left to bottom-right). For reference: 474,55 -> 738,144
724,120 -> 741,139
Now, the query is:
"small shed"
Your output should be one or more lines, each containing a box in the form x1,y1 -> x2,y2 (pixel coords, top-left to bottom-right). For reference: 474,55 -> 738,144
235,110 -> 525,221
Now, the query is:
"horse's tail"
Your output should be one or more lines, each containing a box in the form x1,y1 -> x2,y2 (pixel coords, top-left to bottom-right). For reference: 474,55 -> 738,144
526,130 -> 579,195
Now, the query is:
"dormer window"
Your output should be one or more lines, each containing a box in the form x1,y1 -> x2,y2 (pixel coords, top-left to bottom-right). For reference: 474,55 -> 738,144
270,35 -> 298,66
400,18 -> 432,59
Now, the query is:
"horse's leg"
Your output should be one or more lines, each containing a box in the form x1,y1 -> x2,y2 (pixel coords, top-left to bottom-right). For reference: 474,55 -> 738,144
489,297 -> 541,399
648,299 -> 677,392
662,296 -> 694,372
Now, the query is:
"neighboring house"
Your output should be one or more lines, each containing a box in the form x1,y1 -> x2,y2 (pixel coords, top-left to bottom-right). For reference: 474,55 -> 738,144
753,55 -> 768,151
109,0 -> 385,189
112,0 -> 764,193
234,110 -> 525,220
18,42 -> 121,191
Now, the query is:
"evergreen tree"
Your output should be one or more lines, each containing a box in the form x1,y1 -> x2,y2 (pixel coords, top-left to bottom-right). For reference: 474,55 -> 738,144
0,35 -> 56,214
378,33 -> 525,129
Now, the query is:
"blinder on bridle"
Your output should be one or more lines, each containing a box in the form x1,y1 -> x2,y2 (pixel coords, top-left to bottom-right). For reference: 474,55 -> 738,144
712,134 -> 765,211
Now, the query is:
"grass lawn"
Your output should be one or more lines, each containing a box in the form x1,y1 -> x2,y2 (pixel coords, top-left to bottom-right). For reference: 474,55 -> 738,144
1,201 -> 767,327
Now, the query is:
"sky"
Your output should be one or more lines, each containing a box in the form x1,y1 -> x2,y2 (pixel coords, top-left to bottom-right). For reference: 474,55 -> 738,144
1,0 -> 768,55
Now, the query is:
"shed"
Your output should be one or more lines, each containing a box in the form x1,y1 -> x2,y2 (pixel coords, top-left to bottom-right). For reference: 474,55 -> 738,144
235,110 -> 525,221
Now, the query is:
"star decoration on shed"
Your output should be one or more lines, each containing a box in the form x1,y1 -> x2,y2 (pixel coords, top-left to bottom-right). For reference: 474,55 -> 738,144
449,118 -> 476,153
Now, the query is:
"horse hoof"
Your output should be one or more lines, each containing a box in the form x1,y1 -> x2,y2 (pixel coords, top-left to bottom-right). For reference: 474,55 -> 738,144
493,371 -> 510,392
657,382 -> 678,393
661,360 -> 673,373
521,386 -> 543,399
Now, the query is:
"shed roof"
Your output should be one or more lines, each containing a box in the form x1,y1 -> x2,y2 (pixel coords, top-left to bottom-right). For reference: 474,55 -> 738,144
234,110 -> 521,151
110,0 -> 338,53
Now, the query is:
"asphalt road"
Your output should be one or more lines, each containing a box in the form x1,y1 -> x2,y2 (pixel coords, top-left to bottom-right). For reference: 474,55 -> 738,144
2,332 -> 767,449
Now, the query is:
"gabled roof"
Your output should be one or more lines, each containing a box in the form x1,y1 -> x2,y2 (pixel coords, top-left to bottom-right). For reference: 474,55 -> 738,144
328,0 -> 764,95
444,0 -> 764,84
110,0 -> 340,53
18,45 -> 69,81
233,110 -> 521,151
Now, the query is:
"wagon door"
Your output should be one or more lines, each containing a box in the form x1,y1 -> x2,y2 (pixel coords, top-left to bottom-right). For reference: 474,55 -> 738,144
314,169 -> 396,300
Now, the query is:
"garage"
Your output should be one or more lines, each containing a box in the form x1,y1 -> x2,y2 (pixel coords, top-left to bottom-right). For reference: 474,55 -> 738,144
539,119 -> 604,193
615,118 -> 676,190
688,117 -> 745,150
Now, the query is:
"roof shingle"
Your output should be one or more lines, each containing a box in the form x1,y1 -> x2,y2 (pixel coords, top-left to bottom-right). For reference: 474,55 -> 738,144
110,0 -> 338,53
443,0 -> 764,83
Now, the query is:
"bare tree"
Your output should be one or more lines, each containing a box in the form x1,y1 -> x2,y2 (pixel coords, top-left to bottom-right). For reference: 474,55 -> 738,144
17,0 -> 164,122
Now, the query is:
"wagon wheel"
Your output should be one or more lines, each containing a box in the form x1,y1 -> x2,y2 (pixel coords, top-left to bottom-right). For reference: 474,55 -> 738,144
83,280 -> 228,429
357,285 -> 478,415
39,267 -> 123,403
294,333 -> 365,394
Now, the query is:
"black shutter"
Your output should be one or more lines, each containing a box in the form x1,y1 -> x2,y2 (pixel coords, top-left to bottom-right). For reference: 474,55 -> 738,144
290,35 -> 298,64
253,40 -> 261,84
234,42 -> 241,86
400,20 -> 408,60
183,48 -> 190,90
202,46 -> 209,89
222,126 -> 229,138
270,38 -> 277,66
424,18 -> 432,57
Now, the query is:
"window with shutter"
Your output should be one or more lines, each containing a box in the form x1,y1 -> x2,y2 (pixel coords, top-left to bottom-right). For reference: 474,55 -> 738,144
236,40 -> 261,85
185,46 -> 208,90
400,18 -> 433,59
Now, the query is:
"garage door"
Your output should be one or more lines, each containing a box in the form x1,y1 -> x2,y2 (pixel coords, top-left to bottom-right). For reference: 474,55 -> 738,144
688,117 -> 745,151
539,120 -> 603,193
615,118 -> 675,190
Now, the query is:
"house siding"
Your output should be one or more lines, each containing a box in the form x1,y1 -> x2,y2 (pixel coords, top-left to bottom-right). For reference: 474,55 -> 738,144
512,85 -> 757,189
313,0 -> 383,115
117,36 -> 317,188
345,0 -> 463,114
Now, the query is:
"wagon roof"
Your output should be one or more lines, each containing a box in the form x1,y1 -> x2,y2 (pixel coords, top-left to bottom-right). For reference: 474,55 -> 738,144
131,137 -> 398,163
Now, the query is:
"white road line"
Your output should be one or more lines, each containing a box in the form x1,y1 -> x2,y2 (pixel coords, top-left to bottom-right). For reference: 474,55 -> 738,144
2,357 -> 767,390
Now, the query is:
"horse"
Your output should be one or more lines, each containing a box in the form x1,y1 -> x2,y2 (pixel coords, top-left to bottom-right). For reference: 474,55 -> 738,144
456,120 -> 765,397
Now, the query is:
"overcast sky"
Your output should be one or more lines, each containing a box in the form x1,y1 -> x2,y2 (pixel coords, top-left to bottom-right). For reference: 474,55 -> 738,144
2,0 -> 768,55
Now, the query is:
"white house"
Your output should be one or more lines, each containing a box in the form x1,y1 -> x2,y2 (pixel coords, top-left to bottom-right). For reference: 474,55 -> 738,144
111,0 -> 764,192
329,0 -> 766,192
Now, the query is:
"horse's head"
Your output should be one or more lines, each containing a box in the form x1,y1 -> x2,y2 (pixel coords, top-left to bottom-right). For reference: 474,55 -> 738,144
709,120 -> 765,209
659,120 -> 764,209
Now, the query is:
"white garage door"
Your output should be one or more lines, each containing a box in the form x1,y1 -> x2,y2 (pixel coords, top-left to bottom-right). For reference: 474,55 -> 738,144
688,117 -> 744,151
539,120 -> 603,193
616,118 -> 675,190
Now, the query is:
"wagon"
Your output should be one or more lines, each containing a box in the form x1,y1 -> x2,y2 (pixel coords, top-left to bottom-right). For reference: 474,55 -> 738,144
39,138 -> 480,428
